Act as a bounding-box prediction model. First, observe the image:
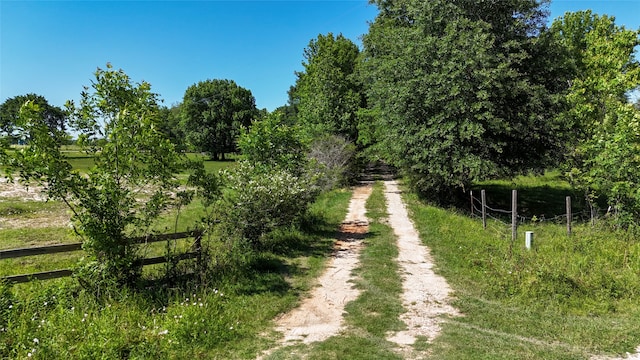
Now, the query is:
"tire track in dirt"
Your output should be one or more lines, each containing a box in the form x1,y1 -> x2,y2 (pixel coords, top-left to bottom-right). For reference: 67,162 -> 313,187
383,180 -> 460,357
257,184 -> 372,358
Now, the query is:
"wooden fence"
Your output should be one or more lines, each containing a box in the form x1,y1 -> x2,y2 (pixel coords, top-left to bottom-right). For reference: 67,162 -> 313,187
0,230 -> 202,284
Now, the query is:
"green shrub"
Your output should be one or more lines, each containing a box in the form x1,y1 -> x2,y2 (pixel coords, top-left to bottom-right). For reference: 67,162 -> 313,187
2,64 -> 187,287
237,112 -> 309,174
216,161 -> 319,251
309,134 -> 357,190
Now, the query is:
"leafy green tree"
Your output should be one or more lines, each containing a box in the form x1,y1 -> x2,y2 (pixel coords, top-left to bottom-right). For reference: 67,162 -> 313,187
361,0 -> 571,200
181,79 -> 257,160
0,93 -> 66,144
552,11 -> 640,224
237,112 -> 309,173
158,103 -> 186,151
293,33 -> 364,142
2,64 -> 186,287
273,85 -> 301,125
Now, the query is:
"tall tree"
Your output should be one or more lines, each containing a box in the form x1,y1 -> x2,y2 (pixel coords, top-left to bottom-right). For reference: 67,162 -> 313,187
181,79 -> 257,160
293,33 -> 364,142
552,11 -> 640,223
0,93 -> 66,144
362,0 -> 570,200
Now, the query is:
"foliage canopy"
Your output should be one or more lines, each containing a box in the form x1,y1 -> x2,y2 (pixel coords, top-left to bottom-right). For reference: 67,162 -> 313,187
181,79 -> 257,160
0,93 -> 66,144
552,11 -> 640,224
293,33 -> 364,142
362,0 -> 571,200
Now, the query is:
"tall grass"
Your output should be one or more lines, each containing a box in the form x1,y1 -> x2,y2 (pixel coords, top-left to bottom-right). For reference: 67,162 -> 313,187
404,177 -> 640,358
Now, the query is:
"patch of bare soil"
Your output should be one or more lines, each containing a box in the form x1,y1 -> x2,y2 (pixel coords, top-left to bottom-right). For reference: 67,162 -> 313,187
0,179 -> 72,229
257,184 -> 372,358
0,178 -> 47,201
383,180 -> 460,357
1,213 -> 71,230
592,346 -> 640,360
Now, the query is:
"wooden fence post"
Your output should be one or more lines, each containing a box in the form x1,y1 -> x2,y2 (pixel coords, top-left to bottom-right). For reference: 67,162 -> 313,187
512,190 -> 518,241
194,230 -> 202,265
481,190 -> 487,229
566,196 -> 572,236
470,190 -> 474,215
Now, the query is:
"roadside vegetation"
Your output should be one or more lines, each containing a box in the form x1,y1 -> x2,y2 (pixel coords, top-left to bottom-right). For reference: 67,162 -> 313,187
0,186 -> 352,359
405,174 -> 640,359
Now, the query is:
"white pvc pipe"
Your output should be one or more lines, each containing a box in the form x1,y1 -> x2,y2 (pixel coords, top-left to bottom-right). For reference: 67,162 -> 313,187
525,231 -> 534,250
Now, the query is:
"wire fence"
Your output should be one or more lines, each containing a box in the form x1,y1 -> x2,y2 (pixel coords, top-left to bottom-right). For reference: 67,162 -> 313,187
468,189 -> 604,240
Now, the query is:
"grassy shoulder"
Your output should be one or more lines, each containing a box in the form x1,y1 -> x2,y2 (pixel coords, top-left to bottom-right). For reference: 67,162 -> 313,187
0,188 -> 352,359
403,182 -> 640,359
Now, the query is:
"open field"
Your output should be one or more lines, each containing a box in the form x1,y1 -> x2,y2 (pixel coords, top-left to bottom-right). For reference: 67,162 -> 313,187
4,146 -> 237,175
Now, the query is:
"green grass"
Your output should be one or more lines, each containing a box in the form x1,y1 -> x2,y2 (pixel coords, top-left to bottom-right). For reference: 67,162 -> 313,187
0,200 -> 66,219
403,184 -> 640,359
64,151 -> 237,174
343,181 -> 405,338
185,153 -> 239,174
2,148 -> 237,175
1,188 -> 353,359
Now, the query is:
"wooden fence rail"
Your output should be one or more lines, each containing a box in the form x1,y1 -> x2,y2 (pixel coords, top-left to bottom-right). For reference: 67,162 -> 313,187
0,230 -> 203,284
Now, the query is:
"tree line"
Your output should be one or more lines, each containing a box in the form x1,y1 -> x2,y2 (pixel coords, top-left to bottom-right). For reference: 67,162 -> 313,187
288,0 -> 640,227
1,0 -> 639,228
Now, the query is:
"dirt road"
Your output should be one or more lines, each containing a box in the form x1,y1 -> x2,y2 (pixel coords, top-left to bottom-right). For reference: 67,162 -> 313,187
260,179 -> 459,358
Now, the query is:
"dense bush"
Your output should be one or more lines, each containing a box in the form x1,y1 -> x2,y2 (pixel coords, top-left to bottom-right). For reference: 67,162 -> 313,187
309,134 -> 357,190
209,112 -> 322,252
237,112 -> 308,174
215,161 -> 319,250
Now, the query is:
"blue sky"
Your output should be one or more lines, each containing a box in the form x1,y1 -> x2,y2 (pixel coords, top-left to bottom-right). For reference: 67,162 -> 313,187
1,1 -> 639,112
